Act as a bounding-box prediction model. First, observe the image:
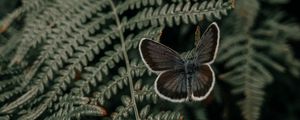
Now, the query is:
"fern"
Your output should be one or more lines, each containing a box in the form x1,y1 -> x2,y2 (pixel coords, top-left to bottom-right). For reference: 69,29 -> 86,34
2,0 -> 299,119
219,34 -> 274,120
134,80 -> 158,103
45,95 -> 106,120
0,0 -> 233,119
217,0 -> 300,120
139,105 -> 182,120
127,0 -> 232,29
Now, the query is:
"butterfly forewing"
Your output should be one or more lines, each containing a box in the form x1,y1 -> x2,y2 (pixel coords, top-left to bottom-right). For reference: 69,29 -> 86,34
195,22 -> 220,64
154,69 -> 187,102
191,64 -> 215,101
139,39 -> 184,72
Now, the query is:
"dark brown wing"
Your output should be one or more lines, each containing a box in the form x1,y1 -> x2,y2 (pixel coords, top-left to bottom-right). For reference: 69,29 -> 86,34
195,22 -> 220,64
154,69 -> 187,102
191,64 -> 215,101
139,38 -> 184,72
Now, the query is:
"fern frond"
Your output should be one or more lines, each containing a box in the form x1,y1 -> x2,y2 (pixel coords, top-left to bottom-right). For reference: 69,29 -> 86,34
0,115 -> 9,120
241,78 -> 266,120
25,15 -> 116,91
72,45 -> 123,96
12,27 -> 117,109
256,17 -> 300,77
0,66 -> 23,77
9,0 -> 165,66
21,0 -> 49,12
92,62 -> 147,105
0,0 -> 48,33
253,53 -> 285,72
111,96 -> 134,120
10,0 -> 111,65
53,95 -> 89,110
0,80 -> 16,93
0,30 -> 23,57
0,85 -> 26,103
126,0 -> 232,29
0,75 -> 23,91
215,1 -> 299,119
8,26 -> 158,119
10,1 -> 83,65
117,0 -> 163,14
146,110 -> 181,120
94,67 -> 129,105
0,87 -> 38,113
47,104 -> 106,120
0,74 -> 32,107
218,32 -> 293,120
45,95 -> 106,120
72,27 -> 162,96
18,97 -> 49,120
139,105 -> 151,119
134,80 -> 158,103
32,24 -> 121,89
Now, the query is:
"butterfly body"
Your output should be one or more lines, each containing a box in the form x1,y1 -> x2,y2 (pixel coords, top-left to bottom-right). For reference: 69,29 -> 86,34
183,61 -> 196,101
139,22 -> 220,102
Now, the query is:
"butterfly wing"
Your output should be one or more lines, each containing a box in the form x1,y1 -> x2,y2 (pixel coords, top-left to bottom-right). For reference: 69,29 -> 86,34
154,69 -> 187,102
191,64 -> 215,101
195,22 -> 220,64
139,38 -> 184,72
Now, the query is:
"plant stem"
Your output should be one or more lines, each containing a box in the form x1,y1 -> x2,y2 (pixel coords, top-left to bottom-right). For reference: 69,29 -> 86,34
108,0 -> 140,120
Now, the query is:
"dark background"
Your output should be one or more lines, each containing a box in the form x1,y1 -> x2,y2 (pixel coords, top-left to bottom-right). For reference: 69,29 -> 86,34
157,0 -> 300,120
284,0 -> 300,59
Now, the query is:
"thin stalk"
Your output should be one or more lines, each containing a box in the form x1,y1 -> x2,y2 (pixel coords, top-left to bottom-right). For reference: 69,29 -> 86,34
108,0 -> 140,120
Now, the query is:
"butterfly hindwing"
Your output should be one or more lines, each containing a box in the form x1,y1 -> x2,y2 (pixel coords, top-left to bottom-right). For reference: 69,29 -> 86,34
139,39 -> 184,72
154,69 -> 187,102
191,64 -> 215,101
195,22 -> 220,64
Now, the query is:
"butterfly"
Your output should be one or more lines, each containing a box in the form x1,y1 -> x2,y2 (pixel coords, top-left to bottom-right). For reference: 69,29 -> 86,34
139,22 -> 220,102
